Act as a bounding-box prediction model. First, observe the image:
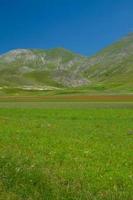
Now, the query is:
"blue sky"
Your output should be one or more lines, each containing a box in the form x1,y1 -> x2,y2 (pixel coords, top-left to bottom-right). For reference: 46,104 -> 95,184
0,0 -> 133,56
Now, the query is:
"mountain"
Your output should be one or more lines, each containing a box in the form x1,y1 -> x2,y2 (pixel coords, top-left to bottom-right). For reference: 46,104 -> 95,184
84,33 -> 133,93
0,33 -> 133,94
0,48 -> 88,89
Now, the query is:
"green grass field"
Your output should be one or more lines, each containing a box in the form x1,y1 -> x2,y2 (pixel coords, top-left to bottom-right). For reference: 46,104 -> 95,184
0,104 -> 133,200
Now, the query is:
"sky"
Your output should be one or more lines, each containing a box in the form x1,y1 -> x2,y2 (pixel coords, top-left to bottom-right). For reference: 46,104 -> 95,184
0,0 -> 133,56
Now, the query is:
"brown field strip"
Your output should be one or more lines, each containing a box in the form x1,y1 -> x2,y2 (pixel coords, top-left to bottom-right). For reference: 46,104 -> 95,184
0,95 -> 133,102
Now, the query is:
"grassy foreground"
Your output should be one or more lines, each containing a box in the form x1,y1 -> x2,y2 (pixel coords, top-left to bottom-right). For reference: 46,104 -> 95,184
0,107 -> 133,200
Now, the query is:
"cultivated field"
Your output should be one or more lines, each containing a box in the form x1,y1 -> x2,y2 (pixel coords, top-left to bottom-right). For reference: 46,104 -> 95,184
0,100 -> 133,200
0,95 -> 133,102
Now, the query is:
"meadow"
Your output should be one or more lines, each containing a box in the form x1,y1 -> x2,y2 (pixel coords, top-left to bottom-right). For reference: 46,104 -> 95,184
0,102 -> 133,200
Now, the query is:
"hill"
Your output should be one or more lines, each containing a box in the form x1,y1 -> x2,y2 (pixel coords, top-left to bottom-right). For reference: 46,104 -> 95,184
0,33 -> 133,95
84,33 -> 133,93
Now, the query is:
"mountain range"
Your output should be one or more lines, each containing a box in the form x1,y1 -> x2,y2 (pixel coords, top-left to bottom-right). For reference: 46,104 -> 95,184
0,33 -> 133,95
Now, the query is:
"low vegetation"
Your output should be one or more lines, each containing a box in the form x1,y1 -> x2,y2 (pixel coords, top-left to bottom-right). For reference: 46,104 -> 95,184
0,106 -> 133,199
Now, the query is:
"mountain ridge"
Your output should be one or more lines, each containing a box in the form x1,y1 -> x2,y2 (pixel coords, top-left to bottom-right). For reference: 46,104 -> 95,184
0,33 -> 133,95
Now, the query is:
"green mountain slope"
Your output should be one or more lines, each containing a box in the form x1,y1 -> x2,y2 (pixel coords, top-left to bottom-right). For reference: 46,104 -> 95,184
84,33 -> 133,92
0,48 -> 88,89
0,33 -> 133,94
